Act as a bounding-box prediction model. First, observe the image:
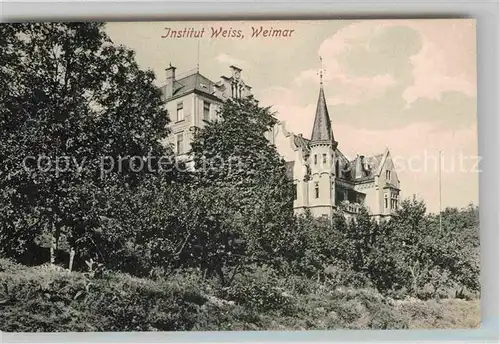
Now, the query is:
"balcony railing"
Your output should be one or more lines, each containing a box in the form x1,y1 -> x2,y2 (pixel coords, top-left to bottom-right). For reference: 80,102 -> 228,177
338,200 -> 362,214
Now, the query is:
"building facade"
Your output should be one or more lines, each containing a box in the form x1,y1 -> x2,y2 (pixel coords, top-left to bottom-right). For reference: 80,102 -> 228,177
161,64 -> 252,164
161,63 -> 400,219
270,81 -> 401,220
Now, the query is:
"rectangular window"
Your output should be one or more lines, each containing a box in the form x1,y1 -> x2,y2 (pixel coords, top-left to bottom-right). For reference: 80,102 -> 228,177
176,132 -> 184,154
315,183 -> 319,199
203,101 -> 210,121
391,192 -> 398,209
176,102 -> 184,122
314,154 -> 318,165
294,184 -> 298,200
323,153 -> 327,164
386,170 -> 391,180
384,193 -> 388,209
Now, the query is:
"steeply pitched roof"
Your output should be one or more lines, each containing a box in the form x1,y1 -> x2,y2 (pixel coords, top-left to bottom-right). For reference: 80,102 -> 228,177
349,153 -> 384,181
310,84 -> 334,144
161,72 -> 221,101
292,134 -> 311,152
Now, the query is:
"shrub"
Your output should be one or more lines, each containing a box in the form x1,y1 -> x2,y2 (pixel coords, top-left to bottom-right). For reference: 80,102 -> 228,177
0,266 -> 207,331
220,264 -> 295,314
289,287 -> 408,330
0,258 -> 24,273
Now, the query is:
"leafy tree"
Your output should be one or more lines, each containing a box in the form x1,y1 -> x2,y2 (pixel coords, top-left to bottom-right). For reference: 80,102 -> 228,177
288,210 -> 345,279
367,197 -> 480,297
189,97 -> 296,279
0,23 -> 175,266
367,196 -> 431,294
427,205 -> 480,294
342,207 -> 377,273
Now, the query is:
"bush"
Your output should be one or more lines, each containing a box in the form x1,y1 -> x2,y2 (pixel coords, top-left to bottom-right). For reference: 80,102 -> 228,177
220,264 -> 295,314
0,258 -> 25,273
0,266 -> 207,331
1,263 -> 480,331
286,286 -> 408,330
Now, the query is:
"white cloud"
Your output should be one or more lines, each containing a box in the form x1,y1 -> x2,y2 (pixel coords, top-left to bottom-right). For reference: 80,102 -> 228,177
402,20 -> 477,104
294,19 -> 476,105
216,53 -> 248,69
293,21 -> 399,105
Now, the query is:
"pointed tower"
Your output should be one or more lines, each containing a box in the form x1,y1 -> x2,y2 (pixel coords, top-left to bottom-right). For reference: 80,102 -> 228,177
310,83 -> 337,147
307,76 -> 338,218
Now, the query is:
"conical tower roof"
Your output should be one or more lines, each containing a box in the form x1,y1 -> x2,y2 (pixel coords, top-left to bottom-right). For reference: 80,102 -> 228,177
310,84 -> 335,145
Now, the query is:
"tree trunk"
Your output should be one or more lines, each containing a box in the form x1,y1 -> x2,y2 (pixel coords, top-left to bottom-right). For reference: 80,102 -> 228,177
215,266 -> 225,286
68,247 -> 76,271
409,263 -> 418,295
50,223 -> 60,265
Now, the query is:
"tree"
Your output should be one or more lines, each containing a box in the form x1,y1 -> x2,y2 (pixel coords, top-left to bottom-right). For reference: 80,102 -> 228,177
0,23 -> 175,266
427,204 -> 480,294
367,196 -> 432,294
189,96 -> 296,280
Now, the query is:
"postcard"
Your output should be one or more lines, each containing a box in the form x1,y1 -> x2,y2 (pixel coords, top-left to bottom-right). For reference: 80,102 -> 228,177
0,19 -> 479,331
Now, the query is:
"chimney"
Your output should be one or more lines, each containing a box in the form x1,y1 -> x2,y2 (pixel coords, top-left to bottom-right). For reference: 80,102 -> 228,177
165,63 -> 176,98
230,65 -> 242,78
355,155 -> 365,179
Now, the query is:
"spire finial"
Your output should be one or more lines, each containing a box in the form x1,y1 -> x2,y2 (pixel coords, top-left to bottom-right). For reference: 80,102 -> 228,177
196,40 -> 200,72
317,56 -> 325,85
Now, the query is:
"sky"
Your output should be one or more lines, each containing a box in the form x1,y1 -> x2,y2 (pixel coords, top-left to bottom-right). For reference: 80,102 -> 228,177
105,19 -> 478,213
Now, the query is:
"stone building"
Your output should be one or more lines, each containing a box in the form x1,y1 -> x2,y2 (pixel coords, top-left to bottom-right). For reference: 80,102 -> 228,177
160,64 -> 252,166
160,63 -> 400,219
269,80 -> 401,220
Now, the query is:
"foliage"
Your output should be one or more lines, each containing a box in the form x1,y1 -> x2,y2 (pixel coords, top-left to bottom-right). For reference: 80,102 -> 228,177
221,264 -> 294,313
0,250 -> 480,332
189,97 -> 296,276
368,198 -> 480,297
0,262 -> 404,331
0,23 -> 480,332
0,22 -> 176,265
281,197 -> 479,300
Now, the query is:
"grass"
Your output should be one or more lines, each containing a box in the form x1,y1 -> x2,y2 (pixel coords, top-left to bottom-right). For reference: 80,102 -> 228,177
0,259 -> 480,331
